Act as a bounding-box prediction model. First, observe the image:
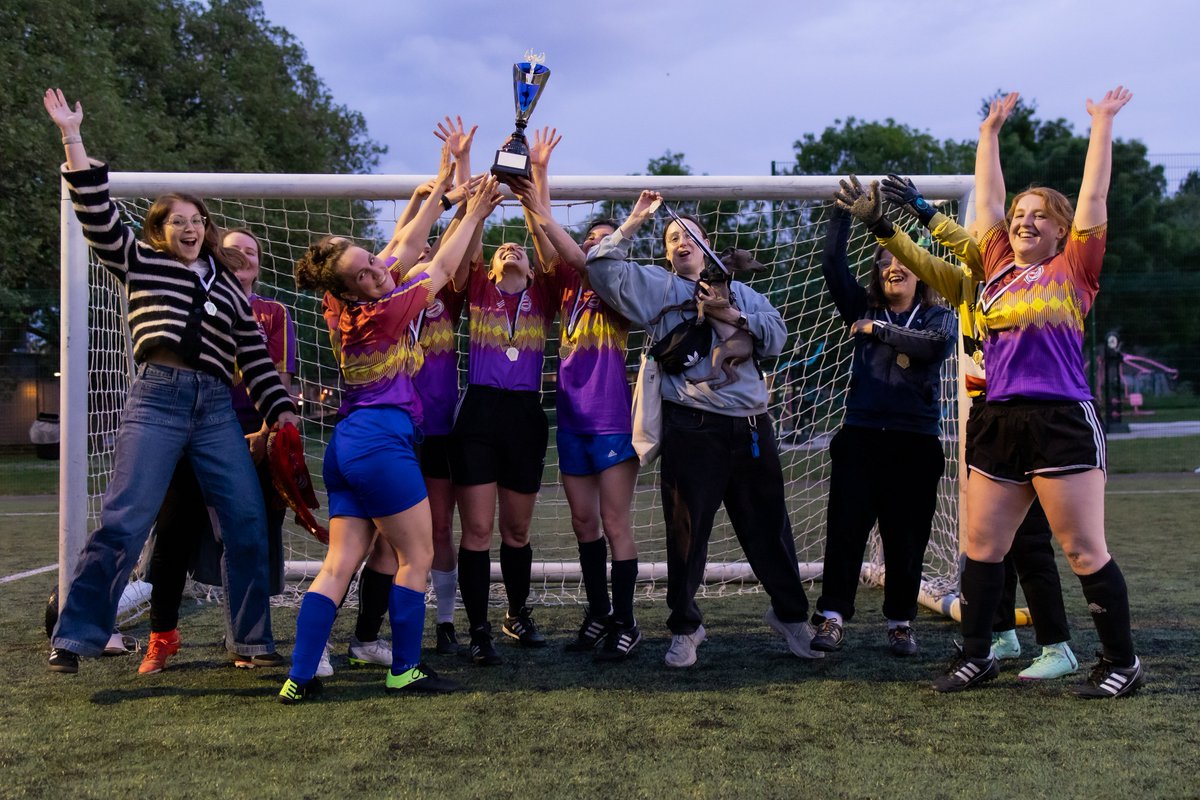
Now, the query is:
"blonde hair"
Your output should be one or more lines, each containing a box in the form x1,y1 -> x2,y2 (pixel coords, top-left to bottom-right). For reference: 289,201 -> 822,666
1006,187 -> 1074,252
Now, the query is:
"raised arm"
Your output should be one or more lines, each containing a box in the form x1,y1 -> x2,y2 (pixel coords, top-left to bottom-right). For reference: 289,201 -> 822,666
43,89 -> 90,171
510,175 -> 585,274
525,126 -> 563,272
974,92 -> 1018,232
379,141 -> 455,267
1076,86 -> 1132,230
422,177 -> 503,295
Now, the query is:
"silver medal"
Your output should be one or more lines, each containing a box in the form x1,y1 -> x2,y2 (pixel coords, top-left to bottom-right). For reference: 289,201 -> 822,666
203,300 -> 217,316
505,346 -> 520,362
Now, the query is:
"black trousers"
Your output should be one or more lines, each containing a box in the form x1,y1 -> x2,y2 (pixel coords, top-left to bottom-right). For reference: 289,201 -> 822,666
147,457 -> 286,633
993,498 -> 1071,644
659,402 -> 809,635
816,425 -> 945,623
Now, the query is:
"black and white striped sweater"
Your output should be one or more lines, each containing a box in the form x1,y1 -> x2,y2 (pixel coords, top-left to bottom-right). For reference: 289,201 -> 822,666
63,161 -> 295,426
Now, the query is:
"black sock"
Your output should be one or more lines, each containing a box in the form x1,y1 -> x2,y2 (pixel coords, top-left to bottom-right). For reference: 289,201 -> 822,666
500,543 -> 533,615
610,558 -> 639,627
354,567 -> 392,642
1078,558 -> 1135,667
457,547 -> 491,631
960,558 -> 1005,659
578,538 -> 611,618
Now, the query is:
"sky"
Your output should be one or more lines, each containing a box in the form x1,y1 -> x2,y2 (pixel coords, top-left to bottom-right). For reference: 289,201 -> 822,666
257,0 -> 1198,186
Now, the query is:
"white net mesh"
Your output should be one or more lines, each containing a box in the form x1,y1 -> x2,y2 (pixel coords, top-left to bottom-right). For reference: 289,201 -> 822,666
74,176 -> 969,619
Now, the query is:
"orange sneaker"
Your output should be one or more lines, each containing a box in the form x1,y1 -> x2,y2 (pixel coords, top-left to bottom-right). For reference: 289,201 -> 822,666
138,629 -> 181,674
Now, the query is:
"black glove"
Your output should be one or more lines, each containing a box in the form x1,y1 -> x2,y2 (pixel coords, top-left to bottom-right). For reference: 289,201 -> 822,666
881,174 -> 936,226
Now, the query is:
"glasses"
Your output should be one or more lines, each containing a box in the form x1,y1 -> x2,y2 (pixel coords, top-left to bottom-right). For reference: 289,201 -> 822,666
165,216 -> 206,229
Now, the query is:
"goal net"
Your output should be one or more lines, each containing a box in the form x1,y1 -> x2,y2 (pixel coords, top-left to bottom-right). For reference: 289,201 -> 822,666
58,173 -> 973,623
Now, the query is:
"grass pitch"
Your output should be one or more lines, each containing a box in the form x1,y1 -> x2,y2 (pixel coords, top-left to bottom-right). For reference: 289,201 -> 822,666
0,474 -> 1197,798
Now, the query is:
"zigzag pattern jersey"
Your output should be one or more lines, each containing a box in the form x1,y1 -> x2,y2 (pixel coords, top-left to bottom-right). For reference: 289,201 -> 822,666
322,269 -> 434,421
411,285 -> 466,436
230,294 -> 298,428
556,268 -> 632,435
978,221 -> 1106,402
464,265 -> 563,392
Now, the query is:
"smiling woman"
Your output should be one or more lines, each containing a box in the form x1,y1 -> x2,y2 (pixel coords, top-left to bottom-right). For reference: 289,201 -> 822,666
40,87 -> 300,676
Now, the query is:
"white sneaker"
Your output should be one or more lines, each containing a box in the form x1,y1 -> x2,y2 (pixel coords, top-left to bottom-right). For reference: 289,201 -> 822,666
991,629 -> 1021,660
764,607 -> 825,659
316,644 -> 334,678
664,625 -> 706,668
348,635 -> 391,667
1019,642 -> 1080,680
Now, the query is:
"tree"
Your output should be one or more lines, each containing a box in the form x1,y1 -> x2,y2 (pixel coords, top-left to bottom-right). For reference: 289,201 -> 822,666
0,0 -> 383,368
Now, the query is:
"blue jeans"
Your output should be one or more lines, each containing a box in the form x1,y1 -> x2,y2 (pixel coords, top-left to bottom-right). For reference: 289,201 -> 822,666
52,363 -> 274,657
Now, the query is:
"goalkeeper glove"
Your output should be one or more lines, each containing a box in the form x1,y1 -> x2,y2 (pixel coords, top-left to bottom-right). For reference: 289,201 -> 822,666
881,174 -> 936,226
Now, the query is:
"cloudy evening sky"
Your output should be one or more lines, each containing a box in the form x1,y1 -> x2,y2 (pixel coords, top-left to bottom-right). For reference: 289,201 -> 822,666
258,0 -> 1197,186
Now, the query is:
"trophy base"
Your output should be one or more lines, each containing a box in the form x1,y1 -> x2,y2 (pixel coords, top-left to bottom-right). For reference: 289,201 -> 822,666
491,149 -> 531,180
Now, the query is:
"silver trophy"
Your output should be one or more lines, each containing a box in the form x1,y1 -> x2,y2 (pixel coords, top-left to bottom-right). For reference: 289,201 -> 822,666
491,50 -> 551,181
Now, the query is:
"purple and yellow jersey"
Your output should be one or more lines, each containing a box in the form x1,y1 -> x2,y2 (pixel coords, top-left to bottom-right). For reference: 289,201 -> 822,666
322,269 -> 435,421
412,284 -> 465,436
231,295 -> 297,428
978,221 -> 1106,402
555,268 -> 632,435
464,263 -> 562,392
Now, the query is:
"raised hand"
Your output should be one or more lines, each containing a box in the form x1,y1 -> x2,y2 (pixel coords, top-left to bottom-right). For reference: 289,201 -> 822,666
529,126 -> 561,170
465,175 -> 503,220
434,141 -> 456,190
1087,85 -> 1132,119
833,175 -> 883,227
433,115 -> 477,160
631,189 -> 663,221
981,92 -> 1019,134
445,173 -> 485,206
880,174 -> 935,225
507,175 -> 548,216
43,88 -> 83,133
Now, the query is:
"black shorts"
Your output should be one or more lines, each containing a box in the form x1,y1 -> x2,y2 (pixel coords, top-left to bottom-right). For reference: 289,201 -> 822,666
967,398 -> 1106,484
419,434 -> 453,481
449,384 -> 548,494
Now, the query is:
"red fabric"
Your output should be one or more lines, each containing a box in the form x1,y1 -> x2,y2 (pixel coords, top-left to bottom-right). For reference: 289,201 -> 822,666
267,422 -> 328,544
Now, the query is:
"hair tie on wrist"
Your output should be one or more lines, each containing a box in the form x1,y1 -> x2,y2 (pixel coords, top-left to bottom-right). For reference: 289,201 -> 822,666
440,195 -> 454,211
61,134 -> 82,145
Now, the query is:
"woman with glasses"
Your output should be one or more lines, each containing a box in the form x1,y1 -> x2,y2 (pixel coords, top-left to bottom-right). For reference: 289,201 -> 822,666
43,88 -> 298,675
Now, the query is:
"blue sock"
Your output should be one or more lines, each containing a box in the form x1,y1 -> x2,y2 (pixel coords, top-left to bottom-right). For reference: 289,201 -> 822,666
290,591 -> 337,683
388,583 -> 426,674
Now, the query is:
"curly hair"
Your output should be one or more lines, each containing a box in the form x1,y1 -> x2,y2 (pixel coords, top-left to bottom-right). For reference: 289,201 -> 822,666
1006,186 -> 1075,252
295,236 -> 352,297
143,192 -> 246,272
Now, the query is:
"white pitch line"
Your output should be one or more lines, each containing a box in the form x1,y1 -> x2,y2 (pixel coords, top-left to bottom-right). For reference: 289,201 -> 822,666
1108,488 -> 1200,495
0,512 -> 56,516
0,564 -> 57,584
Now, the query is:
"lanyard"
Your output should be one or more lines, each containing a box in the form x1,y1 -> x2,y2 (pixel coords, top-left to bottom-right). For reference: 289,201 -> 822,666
884,303 -> 920,329
502,288 -> 528,344
564,289 -> 589,340
408,308 -> 427,346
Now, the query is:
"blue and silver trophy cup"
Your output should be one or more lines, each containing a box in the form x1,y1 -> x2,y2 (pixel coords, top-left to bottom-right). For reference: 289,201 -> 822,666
491,51 -> 551,182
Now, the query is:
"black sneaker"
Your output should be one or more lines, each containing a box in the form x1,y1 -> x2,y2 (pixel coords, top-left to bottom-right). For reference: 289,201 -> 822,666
386,662 -> 460,694
1075,654 -> 1145,699
232,650 -> 286,669
565,612 -> 612,653
468,624 -> 503,666
435,622 -> 460,656
888,625 -> 919,657
595,623 -> 642,663
932,649 -> 1000,693
48,647 -> 79,674
278,676 -> 323,705
810,617 -> 845,652
502,607 -> 547,648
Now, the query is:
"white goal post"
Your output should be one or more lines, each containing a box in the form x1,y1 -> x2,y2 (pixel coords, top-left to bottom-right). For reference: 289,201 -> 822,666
59,172 -> 974,621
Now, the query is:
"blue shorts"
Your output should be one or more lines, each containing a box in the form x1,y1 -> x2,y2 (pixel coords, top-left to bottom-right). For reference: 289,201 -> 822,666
324,407 -> 427,519
556,429 -> 637,477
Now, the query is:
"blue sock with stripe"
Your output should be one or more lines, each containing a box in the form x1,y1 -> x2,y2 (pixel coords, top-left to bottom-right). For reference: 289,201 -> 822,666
289,591 -> 337,683
388,583 -> 426,674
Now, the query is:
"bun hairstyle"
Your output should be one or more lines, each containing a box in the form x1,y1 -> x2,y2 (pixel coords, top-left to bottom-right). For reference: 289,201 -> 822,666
143,192 -> 248,272
295,236 -> 352,297
1007,186 -> 1075,252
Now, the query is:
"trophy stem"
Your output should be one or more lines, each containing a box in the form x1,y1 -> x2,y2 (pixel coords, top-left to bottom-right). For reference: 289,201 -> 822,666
512,119 -> 528,142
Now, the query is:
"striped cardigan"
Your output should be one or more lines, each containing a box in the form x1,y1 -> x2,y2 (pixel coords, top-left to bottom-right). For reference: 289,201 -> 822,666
63,161 -> 294,425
